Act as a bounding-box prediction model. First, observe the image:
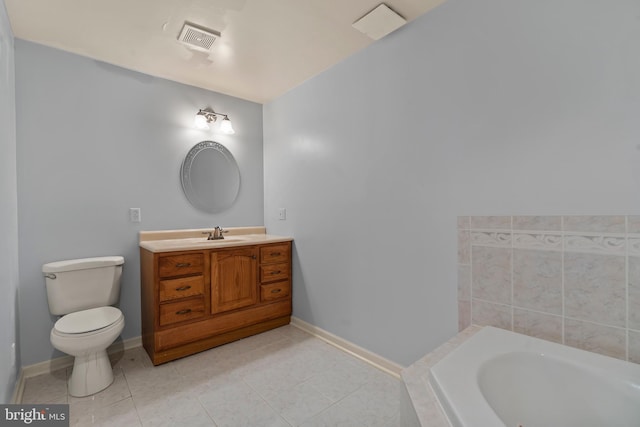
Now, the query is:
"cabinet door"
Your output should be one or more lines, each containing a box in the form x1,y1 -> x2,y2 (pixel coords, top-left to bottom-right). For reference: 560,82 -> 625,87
211,247 -> 258,314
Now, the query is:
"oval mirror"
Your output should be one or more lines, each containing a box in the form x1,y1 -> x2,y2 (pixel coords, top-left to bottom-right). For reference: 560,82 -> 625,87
180,141 -> 240,213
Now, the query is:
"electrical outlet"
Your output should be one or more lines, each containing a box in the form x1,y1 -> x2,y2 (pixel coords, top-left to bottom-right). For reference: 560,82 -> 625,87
278,208 -> 286,220
129,208 -> 142,223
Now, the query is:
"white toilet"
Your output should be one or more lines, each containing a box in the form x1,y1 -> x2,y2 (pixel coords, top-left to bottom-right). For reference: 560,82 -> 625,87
42,256 -> 125,397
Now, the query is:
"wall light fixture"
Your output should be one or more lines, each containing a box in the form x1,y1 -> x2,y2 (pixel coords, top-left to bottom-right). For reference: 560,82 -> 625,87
194,107 -> 235,134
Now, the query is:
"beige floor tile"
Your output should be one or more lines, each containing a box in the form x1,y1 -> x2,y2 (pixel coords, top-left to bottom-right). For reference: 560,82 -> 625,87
70,397 -> 141,427
21,326 -> 402,427
68,371 -> 131,413
22,369 -> 68,404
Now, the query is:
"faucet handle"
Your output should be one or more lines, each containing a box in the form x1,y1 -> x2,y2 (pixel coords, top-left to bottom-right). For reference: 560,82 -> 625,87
202,231 -> 214,240
213,226 -> 227,239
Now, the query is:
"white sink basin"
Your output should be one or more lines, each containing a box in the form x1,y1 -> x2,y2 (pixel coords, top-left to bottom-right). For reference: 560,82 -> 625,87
179,236 -> 245,244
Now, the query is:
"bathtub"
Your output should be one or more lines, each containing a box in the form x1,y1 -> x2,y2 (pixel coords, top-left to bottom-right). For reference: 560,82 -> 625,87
428,327 -> 640,427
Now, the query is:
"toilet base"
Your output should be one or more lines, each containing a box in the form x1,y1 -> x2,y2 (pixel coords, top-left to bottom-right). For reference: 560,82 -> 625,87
68,350 -> 114,397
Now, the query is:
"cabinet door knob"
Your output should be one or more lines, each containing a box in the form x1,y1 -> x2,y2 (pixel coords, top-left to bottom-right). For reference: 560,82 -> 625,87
176,263 -> 191,268
176,309 -> 192,315
270,289 -> 282,294
252,255 -> 257,259
175,285 -> 192,291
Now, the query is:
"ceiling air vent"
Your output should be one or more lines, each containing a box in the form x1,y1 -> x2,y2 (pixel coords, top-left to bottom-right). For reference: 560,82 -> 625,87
177,23 -> 220,51
352,3 -> 406,40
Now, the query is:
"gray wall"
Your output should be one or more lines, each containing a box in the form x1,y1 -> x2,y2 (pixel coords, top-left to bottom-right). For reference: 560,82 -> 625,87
264,0 -> 640,365
15,40 -> 264,366
11,0 -> 640,371
0,0 -> 19,402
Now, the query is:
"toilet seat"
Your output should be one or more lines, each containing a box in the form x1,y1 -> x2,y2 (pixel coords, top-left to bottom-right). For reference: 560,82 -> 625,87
54,306 -> 123,334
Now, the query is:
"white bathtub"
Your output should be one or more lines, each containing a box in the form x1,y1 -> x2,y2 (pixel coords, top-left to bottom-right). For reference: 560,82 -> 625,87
429,327 -> 640,427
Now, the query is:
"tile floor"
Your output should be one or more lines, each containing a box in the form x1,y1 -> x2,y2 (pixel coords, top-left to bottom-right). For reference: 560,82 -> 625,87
21,325 -> 402,426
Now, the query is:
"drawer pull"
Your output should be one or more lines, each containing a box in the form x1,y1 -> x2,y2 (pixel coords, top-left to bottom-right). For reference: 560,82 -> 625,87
175,262 -> 191,268
270,289 -> 282,294
270,252 -> 281,256
270,270 -> 282,275
175,285 -> 192,291
176,309 -> 192,315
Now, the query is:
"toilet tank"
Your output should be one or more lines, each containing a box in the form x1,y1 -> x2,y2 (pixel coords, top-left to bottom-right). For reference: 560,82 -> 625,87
43,256 -> 124,315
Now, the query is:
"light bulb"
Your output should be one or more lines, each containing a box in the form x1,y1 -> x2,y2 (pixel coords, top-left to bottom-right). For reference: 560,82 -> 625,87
194,112 -> 209,129
220,116 -> 235,134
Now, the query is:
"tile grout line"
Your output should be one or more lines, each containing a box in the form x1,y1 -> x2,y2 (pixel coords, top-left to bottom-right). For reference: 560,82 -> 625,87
510,215 -> 514,332
561,215 -> 565,346
239,376 -> 293,427
626,215 -> 630,362
123,365 -> 154,427
468,219 -> 474,328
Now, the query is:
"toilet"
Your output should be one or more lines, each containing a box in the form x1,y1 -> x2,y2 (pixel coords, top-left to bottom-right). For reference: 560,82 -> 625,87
42,256 -> 125,397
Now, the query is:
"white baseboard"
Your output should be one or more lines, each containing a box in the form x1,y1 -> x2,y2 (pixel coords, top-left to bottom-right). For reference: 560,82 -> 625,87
290,317 -> 404,379
10,370 -> 25,404
13,336 -> 142,403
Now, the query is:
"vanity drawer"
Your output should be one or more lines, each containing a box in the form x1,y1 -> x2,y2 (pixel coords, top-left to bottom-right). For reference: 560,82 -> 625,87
158,253 -> 204,278
260,263 -> 289,283
159,276 -> 204,302
159,297 -> 205,326
260,280 -> 290,302
260,244 -> 290,264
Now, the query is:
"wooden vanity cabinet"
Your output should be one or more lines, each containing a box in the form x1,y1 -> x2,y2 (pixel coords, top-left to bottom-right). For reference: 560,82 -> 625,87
259,243 -> 291,302
155,252 -> 207,327
211,247 -> 258,314
140,241 -> 291,365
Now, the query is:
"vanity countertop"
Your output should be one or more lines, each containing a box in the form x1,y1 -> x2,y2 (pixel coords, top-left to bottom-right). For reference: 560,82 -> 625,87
139,226 -> 293,253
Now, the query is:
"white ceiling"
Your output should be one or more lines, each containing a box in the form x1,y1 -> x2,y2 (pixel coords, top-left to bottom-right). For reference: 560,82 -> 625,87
5,0 -> 444,103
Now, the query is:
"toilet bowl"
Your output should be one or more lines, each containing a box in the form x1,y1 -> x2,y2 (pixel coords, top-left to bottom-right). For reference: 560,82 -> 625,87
43,256 -> 125,397
50,306 -> 125,397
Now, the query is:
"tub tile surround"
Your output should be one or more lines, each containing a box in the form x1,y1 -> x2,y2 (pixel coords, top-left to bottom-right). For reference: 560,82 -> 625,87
458,215 -> 640,362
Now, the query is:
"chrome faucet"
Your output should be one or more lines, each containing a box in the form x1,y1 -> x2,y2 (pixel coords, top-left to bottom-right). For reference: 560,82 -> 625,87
203,226 -> 227,240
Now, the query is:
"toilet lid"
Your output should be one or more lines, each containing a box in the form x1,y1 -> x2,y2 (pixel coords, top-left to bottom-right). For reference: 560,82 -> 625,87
55,306 -> 122,334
